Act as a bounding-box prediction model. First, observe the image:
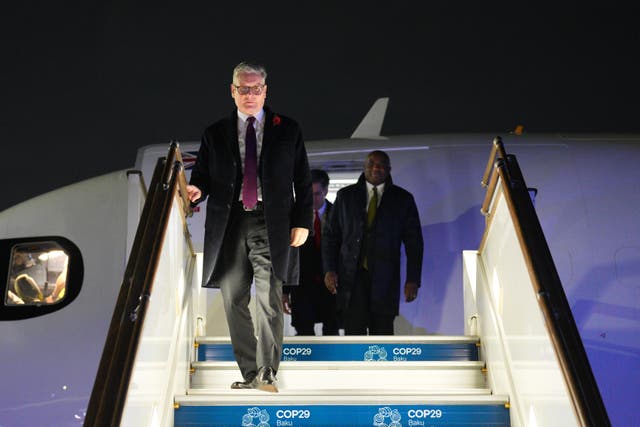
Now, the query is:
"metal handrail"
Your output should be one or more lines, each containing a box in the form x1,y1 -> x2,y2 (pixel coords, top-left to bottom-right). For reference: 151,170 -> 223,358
480,142 -> 610,426
85,142 -> 192,426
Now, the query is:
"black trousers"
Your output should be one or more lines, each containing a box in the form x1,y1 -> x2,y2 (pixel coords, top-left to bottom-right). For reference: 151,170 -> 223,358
290,283 -> 338,336
216,203 -> 283,381
343,268 -> 395,335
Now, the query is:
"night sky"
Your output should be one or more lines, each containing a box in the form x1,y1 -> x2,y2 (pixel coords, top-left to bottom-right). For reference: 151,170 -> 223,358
2,2 -> 639,212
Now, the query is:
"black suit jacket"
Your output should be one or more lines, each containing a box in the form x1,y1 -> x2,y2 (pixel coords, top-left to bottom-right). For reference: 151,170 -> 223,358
189,107 -> 313,287
322,173 -> 423,316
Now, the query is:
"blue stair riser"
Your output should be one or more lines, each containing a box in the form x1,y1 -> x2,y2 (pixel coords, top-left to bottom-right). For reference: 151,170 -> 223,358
198,343 -> 478,362
175,404 -> 509,426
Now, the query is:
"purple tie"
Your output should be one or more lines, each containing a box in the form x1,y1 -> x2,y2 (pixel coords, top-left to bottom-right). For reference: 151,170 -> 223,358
242,116 -> 258,209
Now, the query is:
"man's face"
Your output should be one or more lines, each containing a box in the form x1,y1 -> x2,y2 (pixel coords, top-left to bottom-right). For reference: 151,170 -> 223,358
364,152 -> 390,186
312,182 -> 328,211
231,72 -> 267,116
12,252 -> 29,267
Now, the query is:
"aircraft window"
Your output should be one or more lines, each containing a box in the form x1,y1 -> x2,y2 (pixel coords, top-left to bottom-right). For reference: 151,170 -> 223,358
5,243 -> 69,306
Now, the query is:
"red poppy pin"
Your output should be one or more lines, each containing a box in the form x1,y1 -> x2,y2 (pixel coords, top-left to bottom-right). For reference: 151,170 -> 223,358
272,115 -> 281,126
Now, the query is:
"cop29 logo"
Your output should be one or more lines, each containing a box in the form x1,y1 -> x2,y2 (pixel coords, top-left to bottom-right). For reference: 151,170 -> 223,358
282,346 -> 312,361
373,406 -> 402,426
242,407 -> 270,427
364,345 -> 388,361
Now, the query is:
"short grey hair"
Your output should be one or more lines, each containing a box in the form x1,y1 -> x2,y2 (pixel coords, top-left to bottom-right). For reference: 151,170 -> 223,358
232,62 -> 267,85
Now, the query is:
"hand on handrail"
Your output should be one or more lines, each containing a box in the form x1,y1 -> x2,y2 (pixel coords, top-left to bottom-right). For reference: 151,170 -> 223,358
185,185 -> 202,203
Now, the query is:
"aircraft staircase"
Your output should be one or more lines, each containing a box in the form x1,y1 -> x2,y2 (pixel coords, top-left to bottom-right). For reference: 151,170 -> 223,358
84,140 -> 609,427
173,336 -> 510,426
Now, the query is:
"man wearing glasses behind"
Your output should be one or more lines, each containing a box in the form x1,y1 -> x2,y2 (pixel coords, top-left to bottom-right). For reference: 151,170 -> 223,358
186,62 -> 313,393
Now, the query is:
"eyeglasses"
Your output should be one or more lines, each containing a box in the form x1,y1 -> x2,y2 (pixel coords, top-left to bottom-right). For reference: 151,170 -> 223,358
233,84 -> 265,95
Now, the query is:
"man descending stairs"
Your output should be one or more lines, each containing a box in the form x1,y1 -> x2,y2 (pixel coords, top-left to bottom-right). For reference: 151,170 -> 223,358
173,335 -> 510,426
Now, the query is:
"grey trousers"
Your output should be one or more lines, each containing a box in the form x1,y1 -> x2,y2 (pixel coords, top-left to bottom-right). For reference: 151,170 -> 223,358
217,206 -> 283,381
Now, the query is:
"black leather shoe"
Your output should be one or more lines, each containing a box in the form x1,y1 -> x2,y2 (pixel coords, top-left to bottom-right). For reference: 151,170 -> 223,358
255,366 -> 278,393
230,376 -> 256,390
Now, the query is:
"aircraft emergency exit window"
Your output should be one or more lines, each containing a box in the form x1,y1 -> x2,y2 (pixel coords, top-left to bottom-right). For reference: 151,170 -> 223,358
5,243 -> 69,306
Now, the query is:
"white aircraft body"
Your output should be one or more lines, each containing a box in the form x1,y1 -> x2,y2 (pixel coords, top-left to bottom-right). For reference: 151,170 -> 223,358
0,99 -> 637,426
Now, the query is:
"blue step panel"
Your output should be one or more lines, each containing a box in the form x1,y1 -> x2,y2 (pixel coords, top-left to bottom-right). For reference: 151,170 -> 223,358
175,404 -> 510,426
197,342 -> 478,362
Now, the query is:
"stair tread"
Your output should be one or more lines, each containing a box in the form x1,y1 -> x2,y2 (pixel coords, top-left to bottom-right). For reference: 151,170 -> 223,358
192,360 -> 484,370
196,335 -> 479,344
190,366 -> 486,390
185,388 -> 495,396
176,392 -> 508,405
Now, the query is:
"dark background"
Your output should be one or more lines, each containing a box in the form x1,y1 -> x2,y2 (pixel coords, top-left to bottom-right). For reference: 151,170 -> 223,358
2,2 -> 639,212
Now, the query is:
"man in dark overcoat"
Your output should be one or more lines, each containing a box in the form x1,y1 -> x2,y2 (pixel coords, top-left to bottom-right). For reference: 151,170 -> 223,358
186,62 -> 312,392
323,150 -> 423,335
283,169 -> 338,335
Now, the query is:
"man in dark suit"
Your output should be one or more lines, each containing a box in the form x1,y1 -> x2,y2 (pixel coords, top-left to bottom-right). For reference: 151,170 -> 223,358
323,150 -> 423,335
186,62 -> 312,392
282,169 -> 338,335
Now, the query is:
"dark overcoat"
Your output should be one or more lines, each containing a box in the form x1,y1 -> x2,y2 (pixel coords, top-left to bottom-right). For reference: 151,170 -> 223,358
189,107 -> 313,287
322,173 -> 423,316
299,201 -> 332,290
284,201 -> 334,325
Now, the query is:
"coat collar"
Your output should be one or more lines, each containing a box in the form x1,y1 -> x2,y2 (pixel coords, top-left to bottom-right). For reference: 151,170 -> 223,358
261,106 -> 276,156
224,109 -> 240,164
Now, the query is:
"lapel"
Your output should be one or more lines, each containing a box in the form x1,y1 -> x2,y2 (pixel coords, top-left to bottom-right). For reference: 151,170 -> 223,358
377,185 -> 389,213
321,200 -> 333,229
356,174 -> 368,214
225,110 -> 241,167
260,107 -> 276,176
377,175 -> 394,213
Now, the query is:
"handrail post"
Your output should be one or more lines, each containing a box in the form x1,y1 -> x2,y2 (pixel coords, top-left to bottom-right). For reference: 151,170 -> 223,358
481,136 -> 506,187
480,161 -> 500,216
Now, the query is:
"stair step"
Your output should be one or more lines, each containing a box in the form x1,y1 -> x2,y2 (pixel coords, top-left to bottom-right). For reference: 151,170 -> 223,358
196,336 -> 480,362
178,336 -> 508,425
183,389 -> 496,400
174,397 -> 510,426
190,361 -> 486,391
